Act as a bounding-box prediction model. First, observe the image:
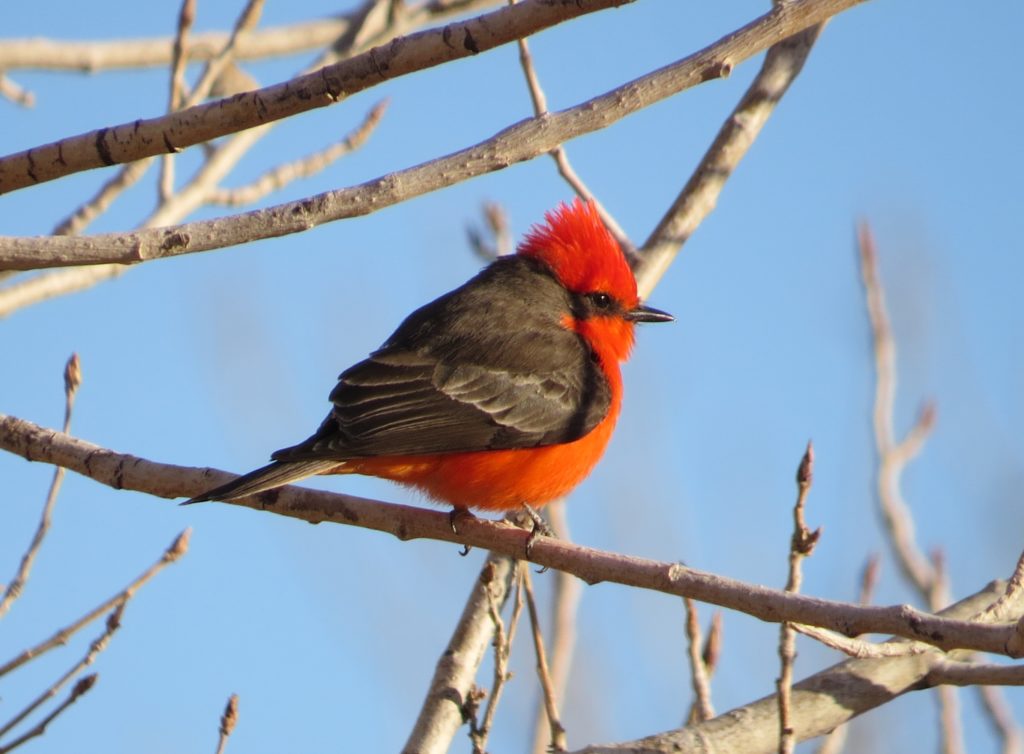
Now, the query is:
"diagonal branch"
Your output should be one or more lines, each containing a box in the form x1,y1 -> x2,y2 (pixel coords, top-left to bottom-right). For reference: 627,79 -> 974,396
570,584 -> 1007,754
634,21 -> 824,298
0,0 -> 639,194
0,0 -> 867,271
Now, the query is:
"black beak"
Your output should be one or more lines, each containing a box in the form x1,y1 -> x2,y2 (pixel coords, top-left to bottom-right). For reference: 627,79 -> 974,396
626,303 -> 674,323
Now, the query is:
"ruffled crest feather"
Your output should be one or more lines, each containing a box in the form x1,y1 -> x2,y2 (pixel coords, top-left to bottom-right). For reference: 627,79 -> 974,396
517,199 -> 639,308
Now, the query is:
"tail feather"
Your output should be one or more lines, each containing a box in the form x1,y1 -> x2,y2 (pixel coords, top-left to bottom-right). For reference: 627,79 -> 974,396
183,460 -> 339,505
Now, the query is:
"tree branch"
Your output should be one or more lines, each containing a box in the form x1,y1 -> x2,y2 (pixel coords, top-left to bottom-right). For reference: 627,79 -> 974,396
0,0 -> 638,194
1,412 -> 1021,658
0,0 -> 867,270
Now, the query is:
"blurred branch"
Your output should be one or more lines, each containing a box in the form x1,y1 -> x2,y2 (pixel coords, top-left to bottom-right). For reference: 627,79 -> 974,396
403,554 -> 517,754
857,223 -> 970,754
205,99 -> 389,207
634,22 -> 823,298
0,15 -> 353,71
0,675 -> 97,754
530,501 -> 582,754
0,0 -> 866,270
160,0 -> 198,201
683,598 -> 715,723
467,201 -> 512,261
0,605 -> 122,742
3,413 -> 1024,658
0,354 -> 80,619
523,567 -> 568,752
0,74 -> 34,108
0,529 -> 189,678
214,694 -> 239,754
978,685 -> 1023,754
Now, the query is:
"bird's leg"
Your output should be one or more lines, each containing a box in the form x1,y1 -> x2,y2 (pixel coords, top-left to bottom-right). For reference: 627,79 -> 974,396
449,506 -> 477,556
521,503 -> 555,561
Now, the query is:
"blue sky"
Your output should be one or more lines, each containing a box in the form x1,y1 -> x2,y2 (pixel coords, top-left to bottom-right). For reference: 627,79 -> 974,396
1,1 -> 1023,752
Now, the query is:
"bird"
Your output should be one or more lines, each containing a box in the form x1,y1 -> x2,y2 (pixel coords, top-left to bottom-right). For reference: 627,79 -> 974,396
185,199 -> 672,514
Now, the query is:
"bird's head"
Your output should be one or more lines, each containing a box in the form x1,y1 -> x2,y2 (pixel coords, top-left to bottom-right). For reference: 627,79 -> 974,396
517,199 -> 672,363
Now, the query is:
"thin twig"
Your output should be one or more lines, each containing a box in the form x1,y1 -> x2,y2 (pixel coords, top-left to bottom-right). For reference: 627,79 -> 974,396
569,584 -> 1010,754
52,161 -> 153,236
402,554 -> 517,754
857,222 -> 937,595
467,201 -> 512,262
0,74 -> 34,107
511,1 -> 630,250
471,561 -> 524,754
792,624 -> 928,660
858,553 -> 881,607
684,598 -> 714,723
522,568 -> 567,752
857,223 -> 971,754
161,0 -> 197,201
529,501 -> 582,754
0,675 -> 97,754
0,354 -> 81,619
0,529 -> 190,678
214,694 -> 239,754
205,99 -> 389,207
0,604 -> 122,741
777,442 -> 819,754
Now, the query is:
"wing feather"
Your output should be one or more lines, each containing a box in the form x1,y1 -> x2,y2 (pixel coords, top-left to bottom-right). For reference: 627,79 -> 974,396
272,256 -> 611,463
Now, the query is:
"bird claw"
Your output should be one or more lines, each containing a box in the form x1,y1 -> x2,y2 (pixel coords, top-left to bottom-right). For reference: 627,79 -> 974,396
449,506 -> 476,556
521,504 -> 554,566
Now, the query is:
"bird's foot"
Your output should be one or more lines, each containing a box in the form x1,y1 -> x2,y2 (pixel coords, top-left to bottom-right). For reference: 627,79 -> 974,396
520,504 -> 554,564
449,506 -> 477,556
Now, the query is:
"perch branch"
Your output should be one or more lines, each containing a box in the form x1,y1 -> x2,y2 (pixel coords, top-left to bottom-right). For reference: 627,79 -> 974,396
1,413 -> 1022,658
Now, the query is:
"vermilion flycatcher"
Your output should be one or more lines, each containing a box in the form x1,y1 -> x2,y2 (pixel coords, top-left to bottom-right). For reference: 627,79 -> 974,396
186,199 -> 671,511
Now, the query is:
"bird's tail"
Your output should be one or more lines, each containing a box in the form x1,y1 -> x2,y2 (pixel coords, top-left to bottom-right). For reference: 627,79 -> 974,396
183,459 -> 340,505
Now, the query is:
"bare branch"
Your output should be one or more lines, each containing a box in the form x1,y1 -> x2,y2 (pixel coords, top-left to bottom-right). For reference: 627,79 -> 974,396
0,354 -> 81,619
471,560 -> 523,754
205,99 -> 389,207
523,567 -> 568,752
977,685 -> 1023,754
0,604 -> 122,741
0,0 -> 867,271
0,74 -> 34,108
777,442 -> 819,754
684,598 -> 715,723
857,222 -> 938,595
512,5 -> 630,251
0,528 -> 189,678
161,0 -> 198,201
635,22 -> 823,298
0,0 -> 642,193
569,585 -> 1008,754
3,413 -> 1023,658
529,501 -> 582,754
214,694 -> 239,754
0,674 -> 97,754
403,554 -> 517,754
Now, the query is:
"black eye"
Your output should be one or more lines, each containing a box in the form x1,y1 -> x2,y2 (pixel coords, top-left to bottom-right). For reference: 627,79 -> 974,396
590,292 -> 613,310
